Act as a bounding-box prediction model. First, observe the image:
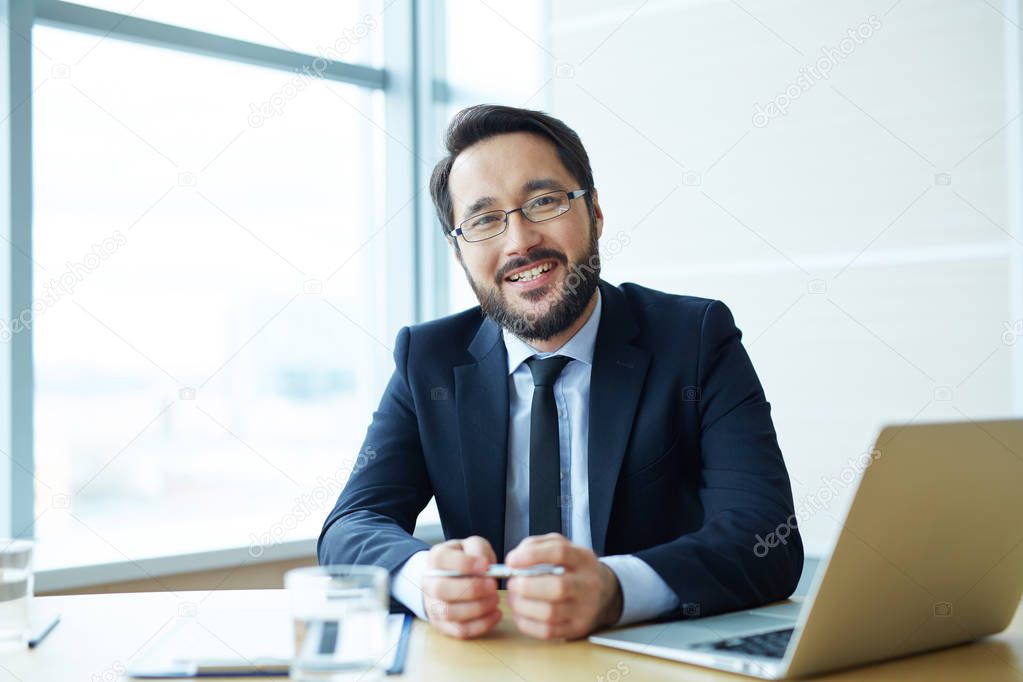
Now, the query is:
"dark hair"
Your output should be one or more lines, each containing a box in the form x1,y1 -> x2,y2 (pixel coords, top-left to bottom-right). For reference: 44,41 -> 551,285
429,104 -> 596,243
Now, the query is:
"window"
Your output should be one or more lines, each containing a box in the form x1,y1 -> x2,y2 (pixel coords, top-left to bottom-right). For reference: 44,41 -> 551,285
8,1 -> 423,567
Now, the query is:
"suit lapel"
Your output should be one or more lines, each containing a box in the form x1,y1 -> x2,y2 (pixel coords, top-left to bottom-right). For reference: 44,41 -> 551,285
454,316 -> 510,558
588,281 -> 651,555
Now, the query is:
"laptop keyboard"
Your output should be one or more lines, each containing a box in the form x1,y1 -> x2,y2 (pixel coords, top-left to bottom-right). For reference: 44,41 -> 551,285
699,627 -> 794,659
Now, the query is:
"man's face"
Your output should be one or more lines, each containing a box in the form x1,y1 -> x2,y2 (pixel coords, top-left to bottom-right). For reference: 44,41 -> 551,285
448,132 -> 604,340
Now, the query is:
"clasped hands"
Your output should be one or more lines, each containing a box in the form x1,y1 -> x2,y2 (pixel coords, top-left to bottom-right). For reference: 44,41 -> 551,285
420,533 -> 623,640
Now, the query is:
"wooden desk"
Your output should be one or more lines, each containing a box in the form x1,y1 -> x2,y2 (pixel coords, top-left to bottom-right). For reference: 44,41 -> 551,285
2,589 -> 1022,681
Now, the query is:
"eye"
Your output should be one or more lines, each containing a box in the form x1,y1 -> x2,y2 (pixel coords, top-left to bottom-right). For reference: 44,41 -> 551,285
532,195 -> 557,206
471,214 -> 500,227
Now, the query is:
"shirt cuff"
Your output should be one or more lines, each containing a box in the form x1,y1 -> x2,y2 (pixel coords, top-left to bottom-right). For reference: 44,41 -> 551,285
391,550 -> 431,620
599,554 -> 680,626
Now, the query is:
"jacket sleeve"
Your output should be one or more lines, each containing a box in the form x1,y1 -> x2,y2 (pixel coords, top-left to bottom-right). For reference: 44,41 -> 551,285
317,326 -> 434,612
633,300 -> 803,619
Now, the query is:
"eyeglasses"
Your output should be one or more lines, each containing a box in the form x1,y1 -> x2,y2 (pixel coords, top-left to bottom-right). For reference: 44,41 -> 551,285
449,189 -> 588,243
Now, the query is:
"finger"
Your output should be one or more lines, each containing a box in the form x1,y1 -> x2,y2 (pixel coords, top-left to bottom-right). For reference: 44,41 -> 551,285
507,593 -> 572,623
433,609 -> 502,640
508,533 -> 564,554
511,612 -> 571,640
505,537 -> 581,569
429,538 -> 465,558
507,574 -> 574,601
427,593 -> 500,623
462,535 -> 497,564
422,576 -> 498,602
428,544 -> 488,573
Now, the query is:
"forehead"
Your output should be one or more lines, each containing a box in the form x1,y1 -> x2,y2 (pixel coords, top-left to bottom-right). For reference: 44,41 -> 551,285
448,132 -> 575,215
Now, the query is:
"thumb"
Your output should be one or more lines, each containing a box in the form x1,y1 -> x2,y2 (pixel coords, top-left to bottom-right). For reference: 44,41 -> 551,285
462,535 -> 497,565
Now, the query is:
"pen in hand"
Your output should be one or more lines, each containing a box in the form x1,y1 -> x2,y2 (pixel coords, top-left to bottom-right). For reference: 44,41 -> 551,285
423,563 -> 565,579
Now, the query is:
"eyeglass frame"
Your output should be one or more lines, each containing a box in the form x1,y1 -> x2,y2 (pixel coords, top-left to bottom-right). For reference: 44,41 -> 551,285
448,188 -> 589,243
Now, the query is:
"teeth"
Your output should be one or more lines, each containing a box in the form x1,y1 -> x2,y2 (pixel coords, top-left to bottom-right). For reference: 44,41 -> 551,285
509,263 -> 552,282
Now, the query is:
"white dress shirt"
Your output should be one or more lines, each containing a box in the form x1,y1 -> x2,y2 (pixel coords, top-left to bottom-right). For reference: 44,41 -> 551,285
393,290 -> 680,624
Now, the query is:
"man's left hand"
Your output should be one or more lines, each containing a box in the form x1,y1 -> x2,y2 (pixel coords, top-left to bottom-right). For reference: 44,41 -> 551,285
504,533 -> 623,640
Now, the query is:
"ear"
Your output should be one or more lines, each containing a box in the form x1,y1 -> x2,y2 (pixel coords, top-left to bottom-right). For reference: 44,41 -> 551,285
590,188 -> 604,239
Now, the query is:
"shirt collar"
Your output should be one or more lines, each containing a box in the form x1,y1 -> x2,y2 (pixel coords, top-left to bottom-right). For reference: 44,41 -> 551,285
503,289 -> 602,376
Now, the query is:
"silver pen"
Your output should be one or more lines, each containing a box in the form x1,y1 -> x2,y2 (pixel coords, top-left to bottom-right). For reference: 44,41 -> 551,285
423,563 -> 565,578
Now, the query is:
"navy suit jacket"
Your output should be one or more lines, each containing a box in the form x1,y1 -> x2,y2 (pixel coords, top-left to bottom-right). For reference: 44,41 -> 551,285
318,280 -> 803,619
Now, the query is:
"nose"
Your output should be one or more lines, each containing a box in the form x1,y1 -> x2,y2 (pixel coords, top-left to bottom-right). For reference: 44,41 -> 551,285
503,209 -> 542,255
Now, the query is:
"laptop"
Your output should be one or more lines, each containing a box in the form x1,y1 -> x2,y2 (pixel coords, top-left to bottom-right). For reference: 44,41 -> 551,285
590,419 -> 1023,679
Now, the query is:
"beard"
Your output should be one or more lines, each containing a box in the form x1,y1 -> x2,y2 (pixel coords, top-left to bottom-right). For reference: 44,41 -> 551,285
462,228 -> 601,342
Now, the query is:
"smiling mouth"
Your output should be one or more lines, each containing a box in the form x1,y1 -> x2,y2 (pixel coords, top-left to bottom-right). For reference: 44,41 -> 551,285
506,261 -> 555,283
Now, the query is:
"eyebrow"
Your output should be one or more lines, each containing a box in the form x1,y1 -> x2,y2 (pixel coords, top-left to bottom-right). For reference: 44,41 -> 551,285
461,178 -> 566,221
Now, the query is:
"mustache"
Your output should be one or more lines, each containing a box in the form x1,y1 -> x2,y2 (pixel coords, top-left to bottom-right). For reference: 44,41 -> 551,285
494,248 -> 569,284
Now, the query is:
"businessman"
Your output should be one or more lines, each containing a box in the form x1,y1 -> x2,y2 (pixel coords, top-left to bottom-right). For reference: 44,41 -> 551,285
318,104 -> 803,640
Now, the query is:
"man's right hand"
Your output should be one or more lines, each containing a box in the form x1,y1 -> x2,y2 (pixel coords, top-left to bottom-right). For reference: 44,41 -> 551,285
420,536 -> 501,639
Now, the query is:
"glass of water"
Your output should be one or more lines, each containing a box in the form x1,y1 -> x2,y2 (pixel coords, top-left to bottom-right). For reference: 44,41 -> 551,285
0,539 -> 33,645
285,565 -> 389,681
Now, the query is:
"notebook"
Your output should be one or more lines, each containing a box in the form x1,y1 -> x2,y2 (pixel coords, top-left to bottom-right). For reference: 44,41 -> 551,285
126,608 -> 412,678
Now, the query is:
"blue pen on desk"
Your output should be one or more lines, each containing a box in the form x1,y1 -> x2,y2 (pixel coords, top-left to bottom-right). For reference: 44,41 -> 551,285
386,613 -> 413,676
28,614 -> 60,649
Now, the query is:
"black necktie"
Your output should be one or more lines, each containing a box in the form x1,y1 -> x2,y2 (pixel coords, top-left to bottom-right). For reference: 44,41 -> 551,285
526,355 -> 571,537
